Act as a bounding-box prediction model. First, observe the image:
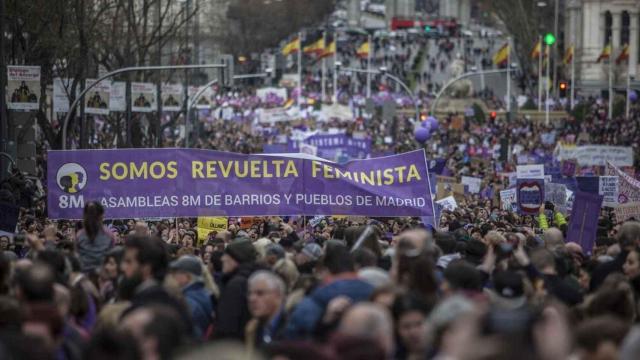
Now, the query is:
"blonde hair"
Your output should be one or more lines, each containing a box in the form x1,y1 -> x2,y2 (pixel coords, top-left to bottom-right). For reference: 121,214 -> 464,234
272,258 -> 299,292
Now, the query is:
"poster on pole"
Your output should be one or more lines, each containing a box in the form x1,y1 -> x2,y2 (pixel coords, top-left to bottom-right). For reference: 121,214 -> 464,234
161,83 -> 183,112
7,66 -> 40,110
53,78 -> 76,113
84,79 -> 111,115
189,85 -> 215,110
110,82 -> 126,112
131,82 -> 157,112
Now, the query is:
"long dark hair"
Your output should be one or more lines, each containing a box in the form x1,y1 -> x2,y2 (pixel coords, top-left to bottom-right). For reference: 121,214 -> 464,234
83,201 -> 104,243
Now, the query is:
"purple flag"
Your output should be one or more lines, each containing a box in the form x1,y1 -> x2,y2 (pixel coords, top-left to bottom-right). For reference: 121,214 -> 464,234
47,149 -> 434,219
566,191 -> 603,255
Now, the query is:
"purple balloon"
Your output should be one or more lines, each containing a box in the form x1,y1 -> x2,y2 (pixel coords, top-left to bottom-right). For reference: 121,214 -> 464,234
427,116 -> 439,130
629,90 -> 638,102
414,127 -> 431,143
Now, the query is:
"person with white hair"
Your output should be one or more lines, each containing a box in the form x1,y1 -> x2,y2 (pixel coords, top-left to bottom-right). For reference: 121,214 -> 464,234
245,270 -> 287,353
338,302 -> 395,358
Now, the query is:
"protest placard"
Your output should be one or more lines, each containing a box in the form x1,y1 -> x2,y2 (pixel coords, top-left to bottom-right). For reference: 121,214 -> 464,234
196,216 -> 228,243
461,176 -> 482,194
545,183 -> 568,213
436,182 -> 465,201
517,179 -> 544,215
516,164 -> 545,179
561,159 -> 577,177
47,149 -> 434,219
567,191 -> 603,254
7,66 -> 40,110
606,162 -> 640,204
599,176 -> 619,207
614,202 -> 640,222
500,189 -> 517,211
436,196 -> 458,211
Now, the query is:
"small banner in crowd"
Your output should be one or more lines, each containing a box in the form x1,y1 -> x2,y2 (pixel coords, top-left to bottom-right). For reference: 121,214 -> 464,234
567,191 -> 603,254
7,66 -> 40,110
614,202 -> 640,223
517,178 -> 544,215
554,144 -> 634,167
131,82 -> 157,112
545,183 -> 568,214
500,188 -> 517,212
162,84 -> 183,112
196,216 -> 228,243
84,79 -> 111,115
606,161 -> 640,203
461,176 -> 482,194
288,134 -> 372,160
47,149 -> 434,219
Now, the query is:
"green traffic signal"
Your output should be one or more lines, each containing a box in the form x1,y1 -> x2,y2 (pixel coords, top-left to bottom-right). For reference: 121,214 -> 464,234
425,26 -> 431,32
544,33 -> 556,46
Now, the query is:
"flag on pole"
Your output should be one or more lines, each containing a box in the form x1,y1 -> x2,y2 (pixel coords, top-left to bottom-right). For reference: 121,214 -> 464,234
563,46 -> 574,65
283,98 -> 295,109
321,40 -> 336,58
616,43 -> 630,64
596,43 -> 611,63
492,43 -> 510,66
303,35 -> 325,56
531,40 -> 542,59
356,40 -> 370,58
282,37 -> 301,56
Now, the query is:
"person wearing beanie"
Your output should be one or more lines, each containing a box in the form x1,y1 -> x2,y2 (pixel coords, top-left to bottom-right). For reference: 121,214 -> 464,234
295,243 -> 322,275
217,238 -> 260,340
169,255 -> 213,339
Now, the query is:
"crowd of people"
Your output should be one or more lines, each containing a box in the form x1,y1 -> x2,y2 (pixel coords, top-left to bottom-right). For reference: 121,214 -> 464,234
5,15 -> 640,360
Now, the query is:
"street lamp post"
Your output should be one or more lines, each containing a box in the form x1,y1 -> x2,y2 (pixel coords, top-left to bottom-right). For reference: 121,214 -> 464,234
430,68 -> 512,114
185,70 -> 271,147
339,66 -> 420,124
61,63 -> 226,150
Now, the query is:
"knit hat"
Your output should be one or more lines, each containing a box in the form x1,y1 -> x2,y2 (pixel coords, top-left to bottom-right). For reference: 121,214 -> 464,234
301,243 -> 323,261
225,237 -> 257,264
265,243 -> 286,259
169,255 -> 202,277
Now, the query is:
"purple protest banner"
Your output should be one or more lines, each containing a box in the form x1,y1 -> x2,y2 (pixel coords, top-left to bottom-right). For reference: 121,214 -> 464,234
47,149 -> 434,219
517,178 -> 545,215
288,134 -> 371,159
566,191 -> 603,255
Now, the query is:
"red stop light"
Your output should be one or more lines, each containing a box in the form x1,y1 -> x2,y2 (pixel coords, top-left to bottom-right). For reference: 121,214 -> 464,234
490,111 -> 497,120
559,82 -> 567,90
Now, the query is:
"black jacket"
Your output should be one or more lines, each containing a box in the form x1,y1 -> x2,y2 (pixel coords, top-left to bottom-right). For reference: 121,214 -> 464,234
590,250 -> 628,291
216,263 -> 259,340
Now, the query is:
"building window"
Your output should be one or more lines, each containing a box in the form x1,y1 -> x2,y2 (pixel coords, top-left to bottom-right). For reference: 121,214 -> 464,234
621,11 -> 630,46
604,11 -> 612,46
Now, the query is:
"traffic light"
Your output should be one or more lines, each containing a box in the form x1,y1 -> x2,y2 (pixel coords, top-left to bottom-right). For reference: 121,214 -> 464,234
489,111 -> 497,121
425,25 -> 431,33
559,81 -> 568,97
544,33 -> 556,46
